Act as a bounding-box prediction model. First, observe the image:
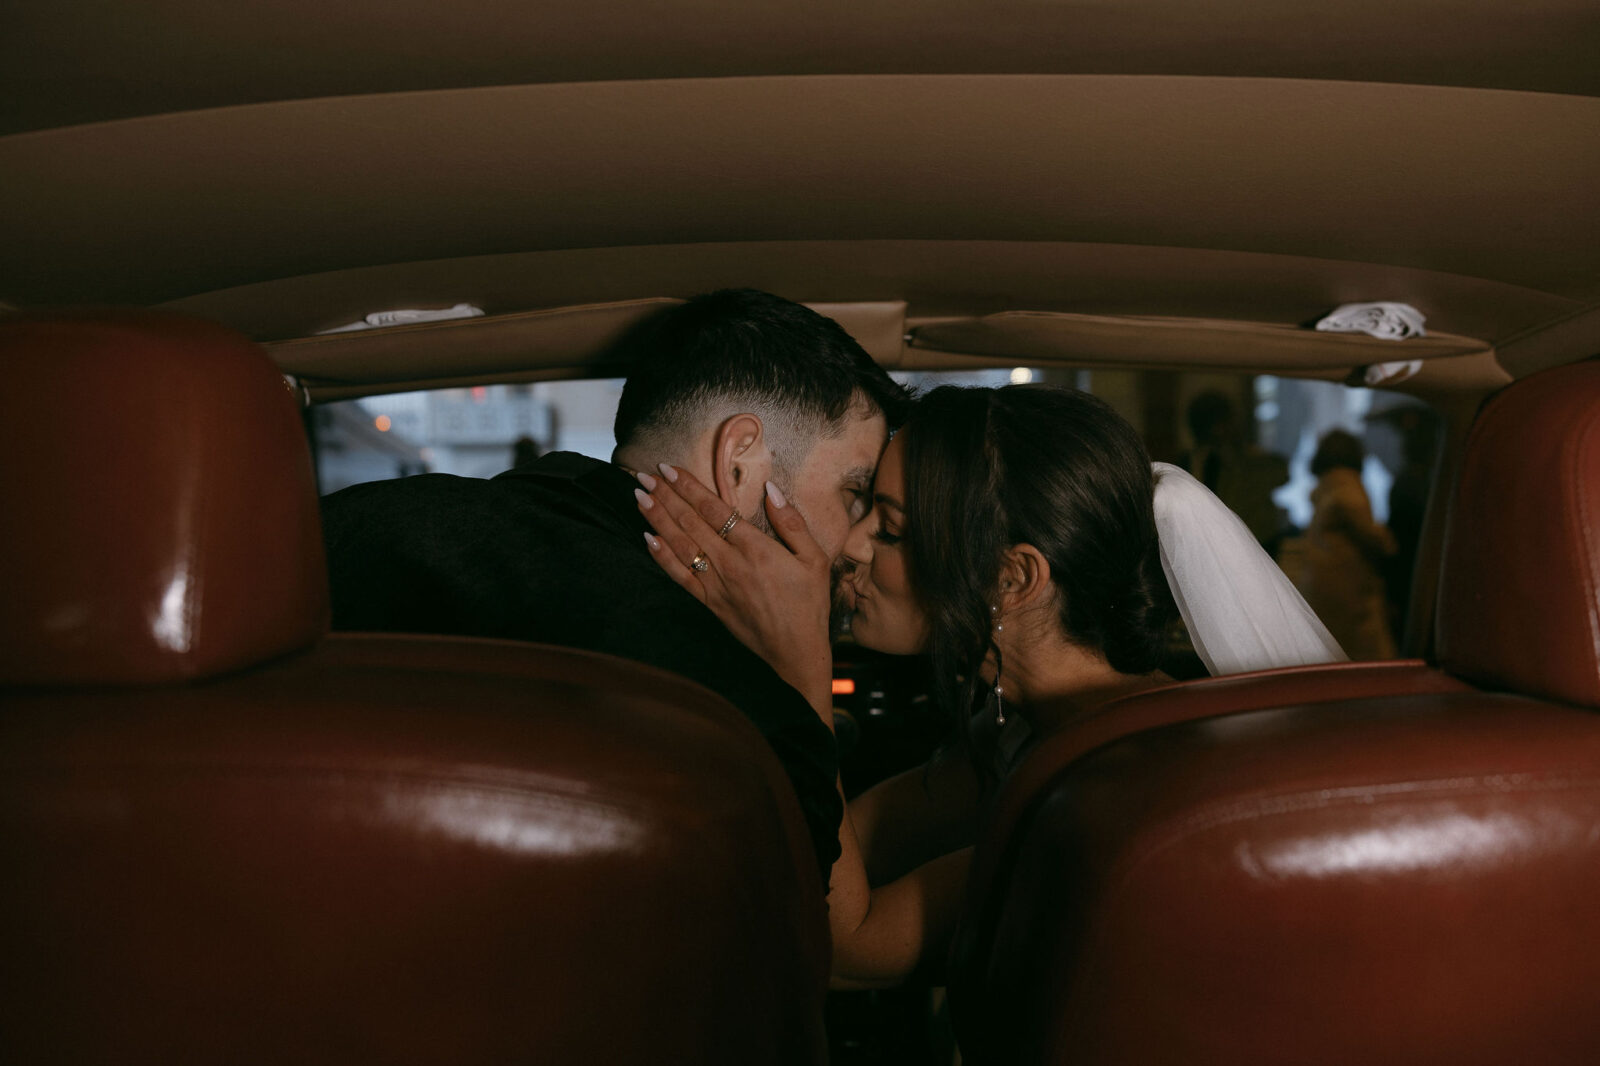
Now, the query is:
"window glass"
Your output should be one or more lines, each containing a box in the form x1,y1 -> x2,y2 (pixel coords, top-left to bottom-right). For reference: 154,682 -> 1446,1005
1256,376 -> 1427,528
310,369 -> 1056,493
310,368 -> 1435,660
311,379 -> 623,493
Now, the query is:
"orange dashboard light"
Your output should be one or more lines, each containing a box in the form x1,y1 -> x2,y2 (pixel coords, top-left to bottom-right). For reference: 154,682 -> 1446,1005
831,678 -> 856,696
374,415 -> 392,432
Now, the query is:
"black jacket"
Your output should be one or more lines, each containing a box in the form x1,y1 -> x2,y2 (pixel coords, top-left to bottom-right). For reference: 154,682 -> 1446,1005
320,452 -> 842,881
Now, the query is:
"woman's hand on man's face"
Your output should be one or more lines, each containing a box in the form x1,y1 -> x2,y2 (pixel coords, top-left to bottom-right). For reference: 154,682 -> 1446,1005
635,464 -> 835,723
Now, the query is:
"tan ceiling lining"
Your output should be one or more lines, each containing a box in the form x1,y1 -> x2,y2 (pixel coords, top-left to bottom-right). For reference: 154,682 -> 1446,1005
273,299 -> 911,397
271,299 -> 683,384
1492,301 -> 1600,379
6,0 -> 1600,136
910,312 -> 1490,371
167,239 -> 1581,349
274,295 -> 1514,403
6,76 -> 1597,309
1398,350 -> 1513,395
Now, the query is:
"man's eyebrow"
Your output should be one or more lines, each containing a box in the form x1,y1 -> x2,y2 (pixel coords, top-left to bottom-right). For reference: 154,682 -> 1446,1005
840,465 -> 874,491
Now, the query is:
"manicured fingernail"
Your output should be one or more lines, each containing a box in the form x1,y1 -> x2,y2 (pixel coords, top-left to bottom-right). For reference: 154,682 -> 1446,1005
635,470 -> 657,491
765,480 -> 786,508
657,462 -> 679,482
634,487 -> 654,510
643,531 -> 661,551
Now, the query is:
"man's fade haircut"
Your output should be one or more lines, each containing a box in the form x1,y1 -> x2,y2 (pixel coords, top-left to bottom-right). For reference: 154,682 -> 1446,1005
611,290 -> 911,476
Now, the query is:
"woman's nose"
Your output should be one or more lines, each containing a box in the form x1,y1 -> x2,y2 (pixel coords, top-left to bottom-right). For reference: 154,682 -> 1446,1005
841,514 -> 875,569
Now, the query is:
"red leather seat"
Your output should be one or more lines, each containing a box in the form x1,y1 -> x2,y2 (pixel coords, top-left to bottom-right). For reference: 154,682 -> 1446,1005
0,310 -> 828,1065
950,360 -> 1600,1064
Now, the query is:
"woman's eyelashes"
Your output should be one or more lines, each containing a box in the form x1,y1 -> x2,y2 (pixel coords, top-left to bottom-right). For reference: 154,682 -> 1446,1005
871,524 -> 903,547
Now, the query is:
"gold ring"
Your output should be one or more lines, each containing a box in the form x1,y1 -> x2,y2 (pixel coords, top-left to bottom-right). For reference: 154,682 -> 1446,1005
718,509 -> 741,539
690,551 -> 711,572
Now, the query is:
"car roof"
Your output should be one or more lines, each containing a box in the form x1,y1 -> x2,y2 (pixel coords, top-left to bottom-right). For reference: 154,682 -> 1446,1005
3,1 -> 1597,397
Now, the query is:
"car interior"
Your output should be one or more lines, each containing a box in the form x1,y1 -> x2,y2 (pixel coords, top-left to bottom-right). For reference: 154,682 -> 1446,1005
3,2 -> 1599,1063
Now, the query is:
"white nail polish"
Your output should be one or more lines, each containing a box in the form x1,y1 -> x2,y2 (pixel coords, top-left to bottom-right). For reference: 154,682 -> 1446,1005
634,487 -> 653,509
765,480 -> 786,507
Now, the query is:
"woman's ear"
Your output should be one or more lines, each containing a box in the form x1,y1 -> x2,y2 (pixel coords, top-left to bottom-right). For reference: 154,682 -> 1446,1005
997,544 -> 1052,615
711,413 -> 773,512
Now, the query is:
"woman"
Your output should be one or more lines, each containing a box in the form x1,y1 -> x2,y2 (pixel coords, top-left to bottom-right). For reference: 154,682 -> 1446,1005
635,385 -> 1343,985
1292,429 -> 1398,660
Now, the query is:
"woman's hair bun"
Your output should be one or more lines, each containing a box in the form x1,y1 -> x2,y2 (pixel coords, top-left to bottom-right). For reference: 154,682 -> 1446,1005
1100,546 -> 1172,674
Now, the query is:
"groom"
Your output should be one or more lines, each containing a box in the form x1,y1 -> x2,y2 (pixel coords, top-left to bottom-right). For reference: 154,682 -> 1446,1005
320,289 -> 912,882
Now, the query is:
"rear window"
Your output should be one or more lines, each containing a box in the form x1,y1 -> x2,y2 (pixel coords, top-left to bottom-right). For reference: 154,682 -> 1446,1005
309,368 -> 1436,660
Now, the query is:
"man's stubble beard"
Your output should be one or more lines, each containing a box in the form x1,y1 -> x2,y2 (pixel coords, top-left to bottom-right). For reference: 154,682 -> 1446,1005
748,500 -> 854,638
828,556 -> 855,639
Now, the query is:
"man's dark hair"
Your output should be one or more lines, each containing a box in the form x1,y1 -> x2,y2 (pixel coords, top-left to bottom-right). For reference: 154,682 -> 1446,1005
611,290 -> 911,462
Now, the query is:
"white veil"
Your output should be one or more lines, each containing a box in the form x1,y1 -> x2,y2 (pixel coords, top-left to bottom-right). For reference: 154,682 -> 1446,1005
1152,462 -> 1347,675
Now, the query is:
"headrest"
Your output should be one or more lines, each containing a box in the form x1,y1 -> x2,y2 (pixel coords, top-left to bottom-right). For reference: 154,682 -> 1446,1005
0,309 -> 327,685
1437,359 -> 1600,706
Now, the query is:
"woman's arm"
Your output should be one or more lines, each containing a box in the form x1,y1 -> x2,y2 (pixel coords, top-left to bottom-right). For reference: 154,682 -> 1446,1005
851,756 -> 983,885
827,840 -> 972,989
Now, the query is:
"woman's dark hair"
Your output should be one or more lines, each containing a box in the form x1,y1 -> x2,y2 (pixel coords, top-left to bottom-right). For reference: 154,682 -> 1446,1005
1310,429 -> 1365,477
900,385 -> 1175,769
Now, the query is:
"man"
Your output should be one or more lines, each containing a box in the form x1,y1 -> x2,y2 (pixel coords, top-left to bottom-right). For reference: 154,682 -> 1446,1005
321,289 -> 912,881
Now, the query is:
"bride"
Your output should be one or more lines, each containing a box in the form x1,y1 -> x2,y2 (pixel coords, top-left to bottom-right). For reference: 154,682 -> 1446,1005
635,383 -> 1344,986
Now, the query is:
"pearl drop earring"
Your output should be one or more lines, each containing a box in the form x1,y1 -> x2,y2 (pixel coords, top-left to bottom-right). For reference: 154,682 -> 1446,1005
990,604 -> 1006,725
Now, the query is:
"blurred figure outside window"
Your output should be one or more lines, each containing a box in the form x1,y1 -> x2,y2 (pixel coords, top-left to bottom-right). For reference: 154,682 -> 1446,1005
1179,389 -> 1291,556
511,435 -> 543,469
1287,429 -> 1398,659
1375,406 -> 1438,635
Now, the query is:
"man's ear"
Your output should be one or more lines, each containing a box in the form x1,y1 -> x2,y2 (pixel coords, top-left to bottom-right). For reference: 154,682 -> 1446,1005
996,544 -> 1052,615
711,413 -> 774,510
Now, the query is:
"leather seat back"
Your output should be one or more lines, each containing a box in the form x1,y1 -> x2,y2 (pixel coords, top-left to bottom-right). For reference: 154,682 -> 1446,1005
1436,359 -> 1600,707
3,637 -> 829,1065
0,308 -> 326,685
950,360 -> 1600,1064
951,684 -> 1600,1065
0,311 -> 827,1064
